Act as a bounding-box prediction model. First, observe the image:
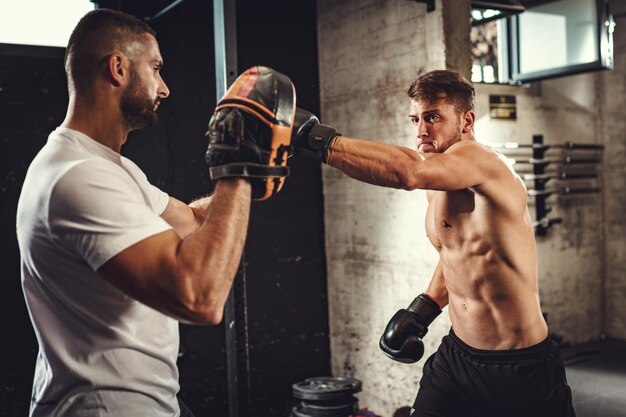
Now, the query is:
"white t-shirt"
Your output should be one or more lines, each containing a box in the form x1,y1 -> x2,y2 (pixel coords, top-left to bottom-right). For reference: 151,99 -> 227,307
16,127 -> 181,417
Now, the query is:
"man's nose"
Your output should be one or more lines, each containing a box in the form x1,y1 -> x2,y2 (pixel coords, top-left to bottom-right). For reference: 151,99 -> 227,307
417,119 -> 428,137
158,76 -> 170,99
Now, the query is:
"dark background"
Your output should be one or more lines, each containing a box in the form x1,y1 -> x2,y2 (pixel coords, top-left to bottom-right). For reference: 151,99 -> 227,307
0,0 -> 330,416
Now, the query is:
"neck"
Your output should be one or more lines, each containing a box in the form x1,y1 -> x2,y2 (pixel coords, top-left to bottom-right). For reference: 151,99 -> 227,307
61,93 -> 130,153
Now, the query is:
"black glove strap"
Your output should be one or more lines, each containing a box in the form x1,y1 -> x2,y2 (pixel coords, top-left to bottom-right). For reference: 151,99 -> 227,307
407,294 -> 442,327
209,163 -> 290,180
308,124 -> 340,163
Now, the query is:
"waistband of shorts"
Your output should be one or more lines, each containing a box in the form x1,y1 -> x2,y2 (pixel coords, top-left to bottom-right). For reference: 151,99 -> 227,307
446,327 -> 553,362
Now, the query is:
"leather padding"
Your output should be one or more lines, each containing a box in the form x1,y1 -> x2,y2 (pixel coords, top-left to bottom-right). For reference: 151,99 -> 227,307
211,66 -> 296,200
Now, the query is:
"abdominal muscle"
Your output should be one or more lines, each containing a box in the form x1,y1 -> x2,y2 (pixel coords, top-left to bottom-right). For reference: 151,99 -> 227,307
427,184 -> 549,350
443,254 -> 548,350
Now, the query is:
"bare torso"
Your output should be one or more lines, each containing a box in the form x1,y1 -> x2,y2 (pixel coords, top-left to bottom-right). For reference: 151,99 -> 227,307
326,133 -> 549,350
425,158 -> 548,350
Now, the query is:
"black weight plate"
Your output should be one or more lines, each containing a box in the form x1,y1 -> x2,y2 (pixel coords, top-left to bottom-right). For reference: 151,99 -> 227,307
292,404 -> 356,417
293,376 -> 362,401
300,396 -> 358,408
300,397 -> 358,416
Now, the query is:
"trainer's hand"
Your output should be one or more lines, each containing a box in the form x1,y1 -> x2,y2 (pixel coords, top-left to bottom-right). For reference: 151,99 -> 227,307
379,294 -> 442,364
291,108 -> 341,163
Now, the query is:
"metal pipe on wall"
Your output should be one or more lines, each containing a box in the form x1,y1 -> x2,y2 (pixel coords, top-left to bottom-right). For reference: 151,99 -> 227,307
213,2 -> 250,416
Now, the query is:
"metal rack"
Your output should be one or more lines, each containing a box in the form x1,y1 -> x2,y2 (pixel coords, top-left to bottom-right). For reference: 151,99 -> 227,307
488,135 -> 604,236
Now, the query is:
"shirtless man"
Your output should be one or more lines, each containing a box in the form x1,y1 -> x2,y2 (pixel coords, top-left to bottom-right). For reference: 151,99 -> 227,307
291,70 -> 575,417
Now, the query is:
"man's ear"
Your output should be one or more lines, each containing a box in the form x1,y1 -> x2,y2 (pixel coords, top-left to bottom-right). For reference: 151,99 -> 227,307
106,51 -> 129,87
462,111 -> 475,133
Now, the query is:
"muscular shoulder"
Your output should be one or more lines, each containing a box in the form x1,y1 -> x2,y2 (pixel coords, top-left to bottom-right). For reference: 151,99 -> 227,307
449,140 -> 516,179
445,140 -> 501,166
449,141 -> 526,206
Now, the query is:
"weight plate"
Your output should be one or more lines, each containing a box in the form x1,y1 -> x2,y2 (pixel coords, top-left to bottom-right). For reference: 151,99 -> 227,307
293,376 -> 362,401
300,397 -> 358,416
292,403 -> 357,417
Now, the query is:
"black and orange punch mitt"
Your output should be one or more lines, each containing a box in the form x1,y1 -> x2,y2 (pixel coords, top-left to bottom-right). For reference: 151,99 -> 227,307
205,66 -> 296,200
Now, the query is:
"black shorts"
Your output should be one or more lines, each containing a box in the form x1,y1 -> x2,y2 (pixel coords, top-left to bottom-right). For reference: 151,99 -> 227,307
411,329 -> 576,417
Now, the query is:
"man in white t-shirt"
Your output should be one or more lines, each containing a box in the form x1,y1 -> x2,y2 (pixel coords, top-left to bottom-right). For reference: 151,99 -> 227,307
16,9 -> 295,417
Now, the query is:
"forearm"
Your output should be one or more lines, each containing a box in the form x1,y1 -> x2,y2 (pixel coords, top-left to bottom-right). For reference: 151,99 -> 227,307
425,261 -> 449,308
327,136 -> 425,189
174,179 -> 251,322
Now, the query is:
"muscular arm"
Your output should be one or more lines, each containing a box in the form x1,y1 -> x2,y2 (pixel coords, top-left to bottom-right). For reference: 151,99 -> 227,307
99,179 -> 250,324
327,137 -> 504,193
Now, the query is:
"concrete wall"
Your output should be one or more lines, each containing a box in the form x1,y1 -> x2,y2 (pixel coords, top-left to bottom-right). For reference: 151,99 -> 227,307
317,0 -> 470,414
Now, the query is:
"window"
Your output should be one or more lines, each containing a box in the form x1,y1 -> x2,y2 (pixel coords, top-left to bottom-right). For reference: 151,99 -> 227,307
511,0 -> 614,83
470,0 -> 614,85
471,14 -> 509,84
0,0 -> 95,48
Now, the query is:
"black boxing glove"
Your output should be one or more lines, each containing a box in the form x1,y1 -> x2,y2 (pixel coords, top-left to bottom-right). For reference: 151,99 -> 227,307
206,66 -> 296,201
379,293 -> 442,364
291,107 -> 341,163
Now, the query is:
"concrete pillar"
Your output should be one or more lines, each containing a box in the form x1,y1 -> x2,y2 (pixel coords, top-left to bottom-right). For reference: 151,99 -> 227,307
600,7 -> 626,339
316,0 -> 471,414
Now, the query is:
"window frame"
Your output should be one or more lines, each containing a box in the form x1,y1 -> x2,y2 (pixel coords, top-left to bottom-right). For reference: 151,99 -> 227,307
509,0 -> 614,84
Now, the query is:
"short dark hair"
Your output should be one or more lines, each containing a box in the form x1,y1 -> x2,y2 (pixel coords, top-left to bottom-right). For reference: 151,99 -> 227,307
407,70 -> 475,113
65,8 -> 156,92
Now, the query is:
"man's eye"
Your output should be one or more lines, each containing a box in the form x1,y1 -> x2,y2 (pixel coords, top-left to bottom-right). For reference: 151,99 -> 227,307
410,117 -> 419,125
426,114 -> 439,122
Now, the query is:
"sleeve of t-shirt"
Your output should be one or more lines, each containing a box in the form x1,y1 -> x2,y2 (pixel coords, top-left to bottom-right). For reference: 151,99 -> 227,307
48,159 -> 173,271
120,157 -> 170,215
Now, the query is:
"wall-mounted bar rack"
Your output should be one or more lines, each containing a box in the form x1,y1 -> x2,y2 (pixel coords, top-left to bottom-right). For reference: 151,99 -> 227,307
486,134 -> 604,236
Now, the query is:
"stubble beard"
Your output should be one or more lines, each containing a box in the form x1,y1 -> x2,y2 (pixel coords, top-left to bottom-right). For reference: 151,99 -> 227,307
439,126 -> 463,152
121,70 -> 160,130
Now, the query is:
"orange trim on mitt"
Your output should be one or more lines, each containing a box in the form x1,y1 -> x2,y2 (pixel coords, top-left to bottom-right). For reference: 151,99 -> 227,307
257,87 -> 296,200
214,102 -> 274,128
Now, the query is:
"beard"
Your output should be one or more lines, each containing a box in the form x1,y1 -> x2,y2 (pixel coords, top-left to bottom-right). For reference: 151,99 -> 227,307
449,129 -> 462,146
439,125 -> 463,152
121,71 -> 160,130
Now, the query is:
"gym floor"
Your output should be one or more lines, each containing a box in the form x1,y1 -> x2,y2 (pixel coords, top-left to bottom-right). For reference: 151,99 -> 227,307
563,339 -> 626,417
